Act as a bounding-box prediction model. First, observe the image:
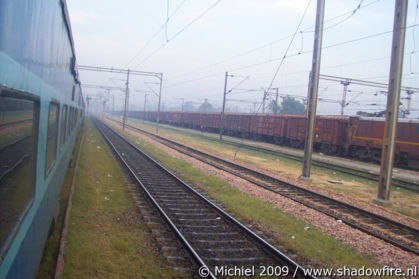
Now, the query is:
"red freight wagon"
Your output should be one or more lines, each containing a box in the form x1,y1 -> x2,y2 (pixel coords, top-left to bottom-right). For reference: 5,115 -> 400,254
285,115 -> 306,148
313,116 -> 352,155
123,110 -> 419,169
225,113 -> 251,137
349,117 -> 419,167
169,112 -> 183,126
249,114 -> 276,140
202,112 -> 220,132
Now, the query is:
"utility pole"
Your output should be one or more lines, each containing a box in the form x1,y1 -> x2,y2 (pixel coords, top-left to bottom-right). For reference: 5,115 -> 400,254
376,0 -> 408,204
143,93 -> 148,123
275,88 -> 279,114
156,73 -> 163,133
340,80 -> 350,115
300,0 -> 325,179
181,98 -> 184,111
123,69 -> 130,130
220,72 -> 228,142
262,91 -> 267,113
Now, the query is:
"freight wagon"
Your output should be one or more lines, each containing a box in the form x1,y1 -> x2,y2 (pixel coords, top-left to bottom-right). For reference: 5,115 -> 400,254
121,111 -> 419,169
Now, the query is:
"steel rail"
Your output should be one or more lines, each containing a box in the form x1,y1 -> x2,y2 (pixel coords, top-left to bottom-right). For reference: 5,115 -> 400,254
122,116 -> 418,192
94,118 -> 314,278
110,118 -> 419,256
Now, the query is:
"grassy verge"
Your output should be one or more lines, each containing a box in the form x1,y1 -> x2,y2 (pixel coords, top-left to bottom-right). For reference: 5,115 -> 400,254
116,116 -> 419,219
39,119 -> 177,278
109,119 -> 382,270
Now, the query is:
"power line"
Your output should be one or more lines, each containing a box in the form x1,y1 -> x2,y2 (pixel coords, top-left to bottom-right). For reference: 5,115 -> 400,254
165,55 -> 392,88
124,0 -> 188,68
301,0 -> 379,33
162,8 -> 419,93
265,0 -> 312,95
229,24 -> 419,73
164,0 -> 382,82
255,0 -> 312,114
133,0 -> 223,69
164,72 -> 223,88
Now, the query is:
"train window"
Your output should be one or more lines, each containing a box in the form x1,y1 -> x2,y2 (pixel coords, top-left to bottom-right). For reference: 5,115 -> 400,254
60,105 -> 68,150
416,126 -> 419,135
0,93 -> 39,259
45,102 -> 59,176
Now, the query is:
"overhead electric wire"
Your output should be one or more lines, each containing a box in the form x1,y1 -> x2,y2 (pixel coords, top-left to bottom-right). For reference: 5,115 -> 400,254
164,53 -> 419,89
164,0 -> 382,82
226,76 -> 250,94
301,0 -> 378,33
165,0 -> 170,42
264,0 -> 311,96
165,55 -> 393,88
229,24 -> 419,73
133,0 -> 223,69
253,0 -> 312,113
164,72 -> 223,88
124,0 -> 188,68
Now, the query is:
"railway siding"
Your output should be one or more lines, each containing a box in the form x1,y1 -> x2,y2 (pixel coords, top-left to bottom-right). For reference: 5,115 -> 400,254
40,120 -> 178,278
107,119 -> 419,254
118,116 -> 419,220
102,118 -> 393,271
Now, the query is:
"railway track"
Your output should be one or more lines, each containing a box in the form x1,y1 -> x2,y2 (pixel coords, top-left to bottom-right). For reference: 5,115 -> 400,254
94,118 -> 314,279
107,118 -> 419,256
121,117 -> 418,192
207,137 -> 419,193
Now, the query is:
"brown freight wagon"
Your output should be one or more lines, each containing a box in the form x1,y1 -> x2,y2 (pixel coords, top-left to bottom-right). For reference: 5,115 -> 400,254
225,113 -> 251,137
349,117 -> 419,168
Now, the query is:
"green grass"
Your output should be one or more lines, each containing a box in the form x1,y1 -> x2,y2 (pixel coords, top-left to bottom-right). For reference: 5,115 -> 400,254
115,116 -> 419,219
38,119 -> 178,278
109,120 -> 382,270
62,119 -> 177,278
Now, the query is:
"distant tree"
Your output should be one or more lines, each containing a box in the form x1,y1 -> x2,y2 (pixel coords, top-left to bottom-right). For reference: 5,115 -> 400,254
278,97 -> 305,114
356,110 -> 386,117
197,100 -> 216,112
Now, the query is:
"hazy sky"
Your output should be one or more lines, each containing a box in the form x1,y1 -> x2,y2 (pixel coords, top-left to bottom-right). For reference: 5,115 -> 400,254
67,0 -> 419,117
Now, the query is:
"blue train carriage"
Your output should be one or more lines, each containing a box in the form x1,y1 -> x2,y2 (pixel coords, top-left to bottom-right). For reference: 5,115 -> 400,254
0,0 -> 84,278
